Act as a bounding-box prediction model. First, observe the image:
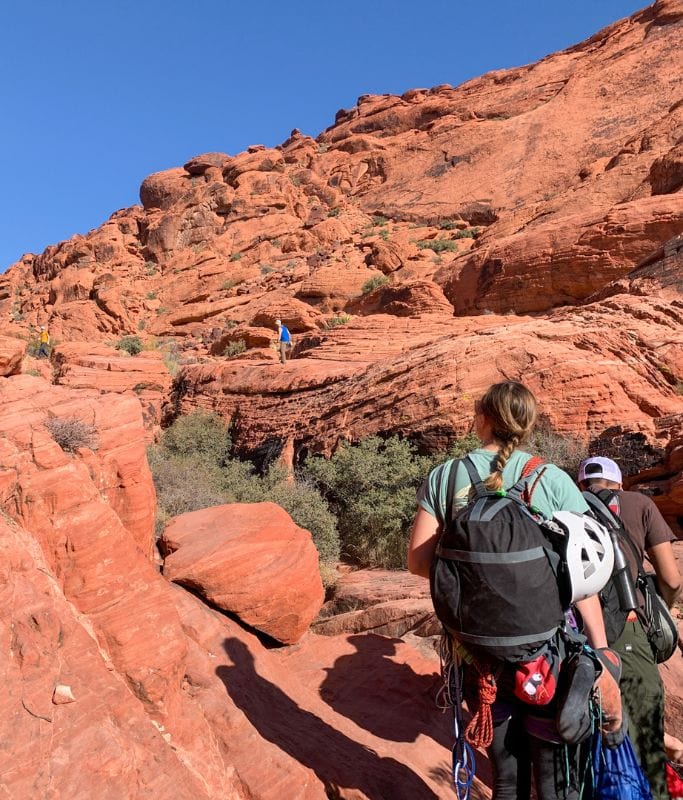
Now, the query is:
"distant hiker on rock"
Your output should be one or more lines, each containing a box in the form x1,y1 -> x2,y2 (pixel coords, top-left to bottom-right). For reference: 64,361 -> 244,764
409,381 -> 621,800
578,455 -> 681,800
38,325 -> 50,358
275,319 -> 292,364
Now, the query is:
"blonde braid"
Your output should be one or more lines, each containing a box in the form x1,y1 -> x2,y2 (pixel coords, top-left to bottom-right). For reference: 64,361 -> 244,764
484,436 -> 519,492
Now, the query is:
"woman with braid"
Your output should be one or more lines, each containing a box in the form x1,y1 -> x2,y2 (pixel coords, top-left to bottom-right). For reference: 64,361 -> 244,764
408,381 -> 614,800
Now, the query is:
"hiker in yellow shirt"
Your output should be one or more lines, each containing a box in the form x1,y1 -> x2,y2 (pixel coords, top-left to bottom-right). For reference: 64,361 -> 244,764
38,326 -> 50,358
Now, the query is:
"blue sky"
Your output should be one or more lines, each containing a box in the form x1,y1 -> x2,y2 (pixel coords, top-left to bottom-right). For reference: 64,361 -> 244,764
0,0 -> 645,271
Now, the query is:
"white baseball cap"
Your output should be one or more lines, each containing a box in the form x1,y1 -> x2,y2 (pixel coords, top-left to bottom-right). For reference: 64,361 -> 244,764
275,319 -> 282,325
578,456 -> 623,483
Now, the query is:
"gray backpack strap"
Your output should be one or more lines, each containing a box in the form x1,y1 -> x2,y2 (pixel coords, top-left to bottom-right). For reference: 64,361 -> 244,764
462,455 -> 486,498
441,459 -> 461,528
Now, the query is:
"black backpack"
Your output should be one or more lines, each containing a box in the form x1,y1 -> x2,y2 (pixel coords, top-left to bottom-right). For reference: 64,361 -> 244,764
430,455 -> 566,663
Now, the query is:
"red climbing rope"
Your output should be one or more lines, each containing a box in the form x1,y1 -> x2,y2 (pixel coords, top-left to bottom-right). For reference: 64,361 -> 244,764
464,664 -> 498,749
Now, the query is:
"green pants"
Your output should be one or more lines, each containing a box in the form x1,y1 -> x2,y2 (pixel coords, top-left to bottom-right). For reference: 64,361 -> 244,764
612,619 -> 667,800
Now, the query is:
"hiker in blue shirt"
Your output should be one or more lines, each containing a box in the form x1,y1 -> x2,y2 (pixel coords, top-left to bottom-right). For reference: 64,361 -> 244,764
275,319 -> 292,364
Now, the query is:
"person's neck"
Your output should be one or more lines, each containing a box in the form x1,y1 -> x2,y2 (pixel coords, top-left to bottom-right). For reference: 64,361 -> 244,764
479,438 -> 503,452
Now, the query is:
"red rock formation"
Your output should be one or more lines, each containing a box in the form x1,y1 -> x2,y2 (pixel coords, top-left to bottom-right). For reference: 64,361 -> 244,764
0,516 -> 250,800
0,5 -> 682,792
51,342 -> 173,434
0,334 -> 24,376
161,503 -> 324,644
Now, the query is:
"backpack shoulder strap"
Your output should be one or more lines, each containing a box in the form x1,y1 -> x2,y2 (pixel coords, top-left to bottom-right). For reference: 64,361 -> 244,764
462,455 -> 486,498
583,490 -> 645,577
444,459 -> 459,528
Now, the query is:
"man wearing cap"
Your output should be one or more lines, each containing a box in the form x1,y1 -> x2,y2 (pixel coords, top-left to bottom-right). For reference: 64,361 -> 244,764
578,456 -> 681,800
275,319 -> 292,364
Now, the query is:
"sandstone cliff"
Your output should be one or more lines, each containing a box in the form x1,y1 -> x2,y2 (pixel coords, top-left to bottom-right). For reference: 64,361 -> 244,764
0,4 -> 682,796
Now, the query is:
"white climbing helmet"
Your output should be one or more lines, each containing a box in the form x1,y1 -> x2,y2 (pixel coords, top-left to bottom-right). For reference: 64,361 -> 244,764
551,510 -> 614,603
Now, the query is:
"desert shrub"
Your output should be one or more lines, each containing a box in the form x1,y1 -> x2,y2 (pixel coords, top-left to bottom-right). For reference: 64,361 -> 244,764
116,335 -> 143,356
527,425 -> 586,477
328,208 -> 340,218
222,279 -> 237,291
439,220 -> 459,230
150,413 -> 340,573
372,215 -> 388,226
260,264 -> 274,275
302,436 -> 433,568
148,451 -> 228,521
438,432 -> 481,464
161,410 -> 232,465
229,252 -> 242,262
146,291 -> 157,300
45,416 -> 98,453
267,477 -> 340,563
379,229 -> 390,241
324,314 -> 352,329
361,275 -> 389,294
454,229 -> 478,239
416,239 -> 458,253
223,339 -> 247,358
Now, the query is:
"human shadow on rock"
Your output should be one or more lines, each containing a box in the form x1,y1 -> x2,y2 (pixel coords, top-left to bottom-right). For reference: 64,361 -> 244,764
218,637 -> 440,800
319,635 -> 492,786
317,634 -> 450,747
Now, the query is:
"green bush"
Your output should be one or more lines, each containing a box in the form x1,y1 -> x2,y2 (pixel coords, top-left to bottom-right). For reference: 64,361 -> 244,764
361,275 -> 389,294
161,410 -> 232,465
268,477 -> 340,563
416,239 -> 458,253
302,436 -> 433,568
324,314 -> 352,329
372,215 -> 388,227
454,228 -> 479,239
115,335 -> 143,355
149,413 -> 340,572
439,220 -> 459,230
229,252 -> 242,261
223,339 -> 247,358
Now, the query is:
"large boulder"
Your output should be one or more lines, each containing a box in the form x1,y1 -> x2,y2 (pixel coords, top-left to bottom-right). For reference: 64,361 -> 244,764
0,334 -> 25,376
161,503 -> 324,644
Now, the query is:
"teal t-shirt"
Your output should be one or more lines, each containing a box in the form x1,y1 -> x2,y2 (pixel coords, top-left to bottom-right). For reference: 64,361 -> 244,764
417,448 -> 589,524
